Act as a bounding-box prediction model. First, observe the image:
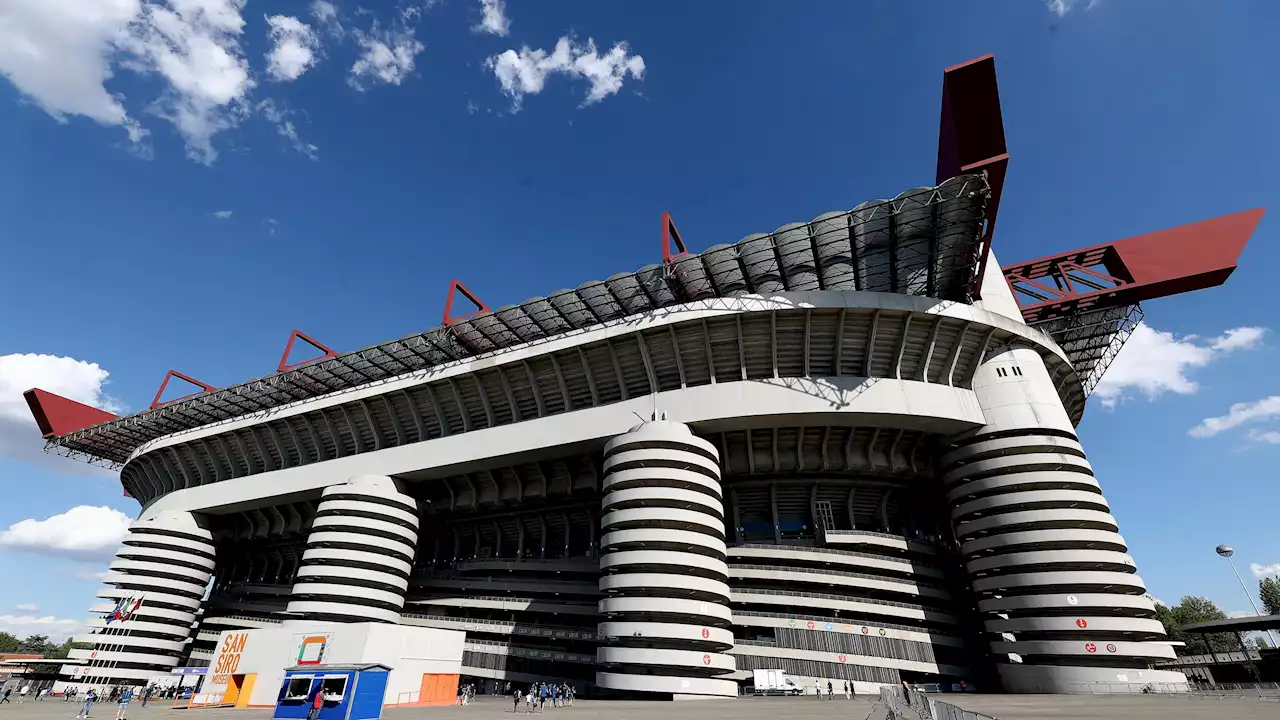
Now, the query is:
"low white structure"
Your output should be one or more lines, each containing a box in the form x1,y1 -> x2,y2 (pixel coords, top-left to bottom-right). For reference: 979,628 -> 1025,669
197,622 -> 463,708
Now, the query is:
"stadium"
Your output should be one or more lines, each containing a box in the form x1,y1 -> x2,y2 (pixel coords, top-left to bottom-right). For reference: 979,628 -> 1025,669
23,56 -> 1265,699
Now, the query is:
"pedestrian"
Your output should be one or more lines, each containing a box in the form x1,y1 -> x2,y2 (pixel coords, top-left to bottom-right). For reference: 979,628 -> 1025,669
306,685 -> 325,720
525,687 -> 535,713
814,680 -> 821,699
513,685 -> 522,713
141,686 -> 151,707
115,687 -> 133,720
827,680 -> 833,699
844,680 -> 851,699
1,688 -> 10,703
77,688 -> 97,719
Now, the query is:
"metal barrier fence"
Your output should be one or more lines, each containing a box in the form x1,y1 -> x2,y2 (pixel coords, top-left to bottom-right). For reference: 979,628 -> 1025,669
1067,681 -> 1280,699
879,686 -> 997,720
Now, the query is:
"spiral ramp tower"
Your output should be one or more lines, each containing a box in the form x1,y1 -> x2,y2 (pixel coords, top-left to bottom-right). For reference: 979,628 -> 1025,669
285,475 -> 420,623
940,346 -> 1184,692
596,420 -> 738,698
69,511 -> 215,686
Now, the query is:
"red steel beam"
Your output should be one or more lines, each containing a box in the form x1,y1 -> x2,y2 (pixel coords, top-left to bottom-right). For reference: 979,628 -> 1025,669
277,329 -> 338,373
442,279 -> 490,325
150,370 -> 217,409
937,54 -> 1008,300
661,211 -> 688,263
1003,208 -> 1266,323
23,388 -> 119,439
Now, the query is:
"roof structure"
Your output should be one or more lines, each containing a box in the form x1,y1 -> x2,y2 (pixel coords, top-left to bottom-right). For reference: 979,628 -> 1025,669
1178,614 -> 1280,634
33,175 -> 992,468
24,54 -> 1267,471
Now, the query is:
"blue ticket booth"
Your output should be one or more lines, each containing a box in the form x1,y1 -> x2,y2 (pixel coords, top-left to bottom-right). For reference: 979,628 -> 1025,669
273,663 -> 391,720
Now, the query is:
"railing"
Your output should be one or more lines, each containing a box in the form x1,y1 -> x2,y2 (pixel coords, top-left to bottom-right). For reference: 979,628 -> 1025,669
733,542 -> 942,570
401,612 -> 600,640
1067,681 -> 1280,699
412,594 -> 595,607
734,587 -> 932,612
463,638 -> 595,663
730,563 -> 943,594
733,610 -> 962,638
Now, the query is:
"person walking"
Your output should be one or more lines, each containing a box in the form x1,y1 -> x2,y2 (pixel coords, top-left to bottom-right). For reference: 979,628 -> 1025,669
77,688 -> 96,719
524,687 -> 535,713
141,686 -> 152,708
827,680 -> 833,700
115,687 -> 133,720
1,688 -> 10,703
513,685 -> 522,713
844,680 -> 851,699
814,680 -> 821,699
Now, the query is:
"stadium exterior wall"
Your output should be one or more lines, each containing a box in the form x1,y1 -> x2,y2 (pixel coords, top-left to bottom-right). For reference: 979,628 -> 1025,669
66,254 -> 1183,696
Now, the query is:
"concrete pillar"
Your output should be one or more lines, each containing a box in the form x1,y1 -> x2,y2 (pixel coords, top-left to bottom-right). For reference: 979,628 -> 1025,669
596,420 -> 737,698
940,345 -> 1186,692
285,475 -> 419,624
69,511 -> 214,688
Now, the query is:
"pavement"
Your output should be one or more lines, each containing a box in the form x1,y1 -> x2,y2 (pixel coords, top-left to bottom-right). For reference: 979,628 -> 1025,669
3,692 -> 1275,720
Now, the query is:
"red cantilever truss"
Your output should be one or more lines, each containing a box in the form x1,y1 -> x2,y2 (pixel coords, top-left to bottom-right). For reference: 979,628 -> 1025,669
1004,208 -> 1266,323
23,389 -> 119,439
937,54 -> 1008,299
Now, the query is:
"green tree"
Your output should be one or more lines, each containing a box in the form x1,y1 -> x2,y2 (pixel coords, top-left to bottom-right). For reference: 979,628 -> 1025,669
0,632 -> 19,653
1153,596 -> 1237,655
1260,577 -> 1280,616
18,634 -> 52,654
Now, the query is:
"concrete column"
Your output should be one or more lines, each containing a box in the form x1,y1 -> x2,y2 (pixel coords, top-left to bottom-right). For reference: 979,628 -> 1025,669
596,420 -> 737,698
68,511 -> 214,688
285,474 -> 419,624
940,345 -> 1186,693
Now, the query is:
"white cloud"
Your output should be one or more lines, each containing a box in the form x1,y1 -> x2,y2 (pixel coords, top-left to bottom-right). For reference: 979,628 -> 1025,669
1189,396 -> 1280,439
0,353 -> 121,467
14,604 -> 39,613
258,99 -> 318,160
1251,563 -> 1280,579
310,0 -> 344,38
349,25 -> 424,89
473,0 -> 510,37
0,0 -> 254,164
1047,0 -> 1098,16
1211,327 -> 1267,352
213,209 -> 233,219
75,566 -> 110,583
0,505 -> 131,562
487,36 -> 645,110
1247,428 -> 1280,445
265,15 -> 321,82
0,614 -> 82,642
0,0 -> 148,144
1092,323 -> 1266,408
118,0 -> 256,165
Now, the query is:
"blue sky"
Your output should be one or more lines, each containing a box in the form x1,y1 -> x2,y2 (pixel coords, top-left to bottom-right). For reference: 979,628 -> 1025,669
0,0 -> 1278,638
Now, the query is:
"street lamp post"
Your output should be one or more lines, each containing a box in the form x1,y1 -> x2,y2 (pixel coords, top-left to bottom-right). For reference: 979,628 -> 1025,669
1215,545 -> 1279,648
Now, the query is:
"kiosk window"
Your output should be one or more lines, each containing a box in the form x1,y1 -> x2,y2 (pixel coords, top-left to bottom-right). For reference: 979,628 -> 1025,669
286,677 -> 313,700
321,676 -> 347,699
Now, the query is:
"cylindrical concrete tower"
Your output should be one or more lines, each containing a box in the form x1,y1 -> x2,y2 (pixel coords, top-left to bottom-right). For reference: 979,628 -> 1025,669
286,475 -> 420,623
76,511 -> 214,687
596,420 -> 737,698
940,345 -> 1183,692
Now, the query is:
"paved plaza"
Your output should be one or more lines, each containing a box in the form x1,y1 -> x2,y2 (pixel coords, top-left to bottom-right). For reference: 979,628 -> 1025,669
1,693 -> 1277,720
